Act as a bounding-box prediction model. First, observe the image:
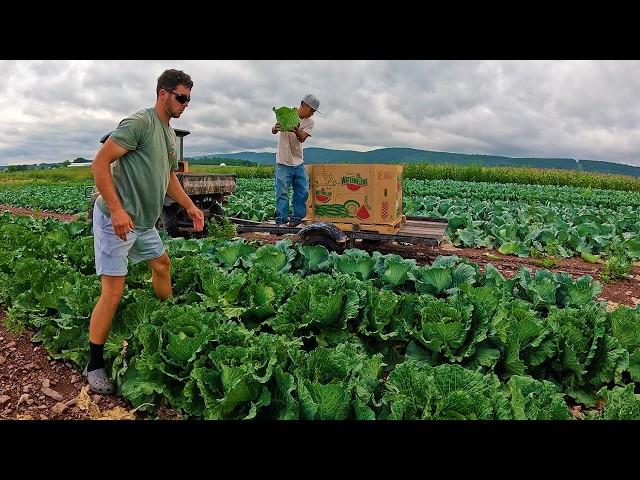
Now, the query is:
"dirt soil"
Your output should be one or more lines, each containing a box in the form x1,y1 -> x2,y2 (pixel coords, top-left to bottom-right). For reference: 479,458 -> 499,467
0,312 -> 141,420
0,204 -> 80,222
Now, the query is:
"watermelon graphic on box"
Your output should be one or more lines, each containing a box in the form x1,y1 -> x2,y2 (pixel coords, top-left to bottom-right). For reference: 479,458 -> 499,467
315,187 -> 332,203
355,204 -> 370,220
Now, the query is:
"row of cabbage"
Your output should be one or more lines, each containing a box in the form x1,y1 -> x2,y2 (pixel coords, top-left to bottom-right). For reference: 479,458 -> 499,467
229,179 -> 640,269
1,213 -> 640,419
2,179 -> 640,267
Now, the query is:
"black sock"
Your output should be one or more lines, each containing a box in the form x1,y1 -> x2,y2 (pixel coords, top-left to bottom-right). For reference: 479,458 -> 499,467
87,342 -> 105,372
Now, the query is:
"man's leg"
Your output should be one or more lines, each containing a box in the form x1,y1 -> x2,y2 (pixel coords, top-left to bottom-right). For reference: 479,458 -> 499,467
275,163 -> 293,224
87,206 -> 131,393
290,164 -> 309,226
129,226 -> 172,299
85,275 -> 124,394
89,275 -> 126,345
147,252 -> 172,300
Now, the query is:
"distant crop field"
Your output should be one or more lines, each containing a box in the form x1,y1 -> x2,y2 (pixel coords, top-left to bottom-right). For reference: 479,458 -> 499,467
0,166 -> 93,185
5,163 -> 640,191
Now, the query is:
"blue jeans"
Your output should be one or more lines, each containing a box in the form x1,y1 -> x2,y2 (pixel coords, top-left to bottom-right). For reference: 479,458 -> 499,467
275,163 -> 309,224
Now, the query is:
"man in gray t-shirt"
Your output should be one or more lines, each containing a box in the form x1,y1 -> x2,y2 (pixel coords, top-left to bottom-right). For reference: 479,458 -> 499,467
271,94 -> 320,227
86,69 -> 204,394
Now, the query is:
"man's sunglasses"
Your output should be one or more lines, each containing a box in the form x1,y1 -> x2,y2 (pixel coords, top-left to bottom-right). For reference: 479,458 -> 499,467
165,90 -> 191,104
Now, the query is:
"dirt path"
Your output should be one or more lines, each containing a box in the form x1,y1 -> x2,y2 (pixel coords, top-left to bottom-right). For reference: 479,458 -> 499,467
0,204 -> 80,222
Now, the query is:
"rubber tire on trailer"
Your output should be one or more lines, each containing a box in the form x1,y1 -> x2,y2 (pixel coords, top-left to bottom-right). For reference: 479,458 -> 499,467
303,233 -> 343,253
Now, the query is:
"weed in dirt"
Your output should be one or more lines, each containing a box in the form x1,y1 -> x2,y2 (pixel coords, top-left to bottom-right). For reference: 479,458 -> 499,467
601,255 -> 632,283
532,257 -> 558,269
2,311 -> 25,335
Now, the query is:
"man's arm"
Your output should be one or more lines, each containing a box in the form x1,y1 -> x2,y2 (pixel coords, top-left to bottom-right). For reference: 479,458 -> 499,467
292,125 -> 311,143
166,171 -> 205,231
91,137 -> 134,240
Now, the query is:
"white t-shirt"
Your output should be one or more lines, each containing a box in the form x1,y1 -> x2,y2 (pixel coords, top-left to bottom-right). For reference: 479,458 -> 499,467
276,116 -> 314,166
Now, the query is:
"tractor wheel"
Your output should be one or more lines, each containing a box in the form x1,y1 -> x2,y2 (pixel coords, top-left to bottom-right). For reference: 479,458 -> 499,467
161,204 -> 181,237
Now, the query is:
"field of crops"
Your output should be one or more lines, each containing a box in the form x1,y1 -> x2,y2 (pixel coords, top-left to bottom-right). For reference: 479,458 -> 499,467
228,178 -> 640,280
1,164 -> 640,420
2,172 -> 640,274
2,213 -> 640,419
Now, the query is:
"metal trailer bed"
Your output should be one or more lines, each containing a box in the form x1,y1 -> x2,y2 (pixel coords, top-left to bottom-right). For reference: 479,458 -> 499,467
228,215 -> 448,252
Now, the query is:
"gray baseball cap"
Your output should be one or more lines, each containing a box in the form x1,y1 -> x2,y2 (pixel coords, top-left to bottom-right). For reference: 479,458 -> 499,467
302,93 -> 322,113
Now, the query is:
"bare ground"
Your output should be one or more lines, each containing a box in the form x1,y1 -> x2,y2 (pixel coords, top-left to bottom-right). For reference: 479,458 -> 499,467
0,311 -> 140,420
0,204 -> 80,222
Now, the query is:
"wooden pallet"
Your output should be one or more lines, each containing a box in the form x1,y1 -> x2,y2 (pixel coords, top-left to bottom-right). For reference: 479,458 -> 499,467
318,216 -> 406,234
394,218 -> 447,243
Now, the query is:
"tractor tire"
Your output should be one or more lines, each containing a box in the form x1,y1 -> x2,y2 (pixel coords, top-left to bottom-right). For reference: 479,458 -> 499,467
161,205 -> 181,237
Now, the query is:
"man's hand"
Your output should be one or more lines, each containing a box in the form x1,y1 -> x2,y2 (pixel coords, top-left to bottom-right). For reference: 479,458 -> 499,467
272,122 -> 282,134
167,172 -> 205,232
292,123 -> 308,142
111,208 -> 135,241
187,205 -> 205,232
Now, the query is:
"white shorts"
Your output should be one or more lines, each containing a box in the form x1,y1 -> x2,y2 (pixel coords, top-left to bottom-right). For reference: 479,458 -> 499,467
93,206 -> 165,276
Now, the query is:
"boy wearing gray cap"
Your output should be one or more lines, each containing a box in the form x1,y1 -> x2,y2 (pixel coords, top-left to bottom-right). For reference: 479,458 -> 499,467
271,94 -> 321,227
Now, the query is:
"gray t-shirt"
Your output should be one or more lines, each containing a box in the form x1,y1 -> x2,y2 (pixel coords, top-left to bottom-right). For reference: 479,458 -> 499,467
96,108 -> 178,229
276,116 -> 314,166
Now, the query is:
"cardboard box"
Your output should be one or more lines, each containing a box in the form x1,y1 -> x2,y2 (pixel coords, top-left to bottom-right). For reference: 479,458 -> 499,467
304,164 -> 404,232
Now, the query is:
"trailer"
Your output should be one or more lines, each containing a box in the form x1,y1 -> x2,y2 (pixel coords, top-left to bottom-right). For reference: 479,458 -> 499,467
228,215 -> 448,252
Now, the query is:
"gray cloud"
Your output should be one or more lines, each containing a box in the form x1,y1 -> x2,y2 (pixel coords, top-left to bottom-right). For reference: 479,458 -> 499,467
1,60 -> 640,165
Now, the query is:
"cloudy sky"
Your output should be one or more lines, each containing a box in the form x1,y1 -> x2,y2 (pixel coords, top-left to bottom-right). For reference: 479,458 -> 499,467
2,60 -> 640,166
